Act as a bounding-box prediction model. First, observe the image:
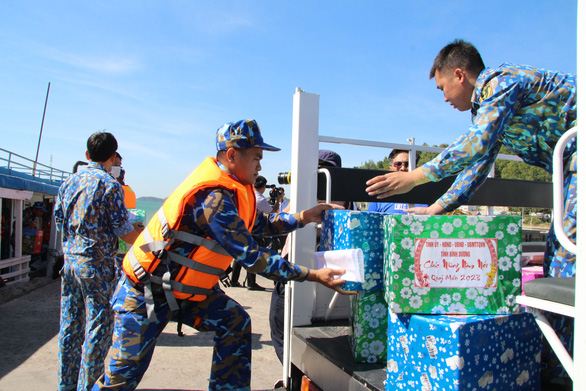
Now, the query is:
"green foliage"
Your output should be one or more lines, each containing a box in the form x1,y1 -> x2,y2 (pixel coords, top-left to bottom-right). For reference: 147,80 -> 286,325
357,157 -> 390,170
356,143 -> 552,183
355,142 -> 553,216
493,145 -> 551,182
418,143 -> 449,166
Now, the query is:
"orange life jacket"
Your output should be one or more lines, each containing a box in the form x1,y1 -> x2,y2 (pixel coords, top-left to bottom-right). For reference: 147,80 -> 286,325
122,185 -> 136,209
122,157 -> 256,321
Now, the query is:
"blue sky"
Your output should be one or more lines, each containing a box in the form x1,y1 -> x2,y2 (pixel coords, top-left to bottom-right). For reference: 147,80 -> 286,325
0,1 -> 578,199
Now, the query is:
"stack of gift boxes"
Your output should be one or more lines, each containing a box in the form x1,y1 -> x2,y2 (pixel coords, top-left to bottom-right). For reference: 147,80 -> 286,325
320,210 -> 388,363
320,210 -> 542,390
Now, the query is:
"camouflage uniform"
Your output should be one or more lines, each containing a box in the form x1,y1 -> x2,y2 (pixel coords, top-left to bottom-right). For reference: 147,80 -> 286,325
93,160 -> 310,391
421,62 -> 577,278
55,162 -> 133,391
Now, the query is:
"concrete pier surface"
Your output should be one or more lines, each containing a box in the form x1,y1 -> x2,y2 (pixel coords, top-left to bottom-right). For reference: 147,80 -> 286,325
0,275 -> 283,391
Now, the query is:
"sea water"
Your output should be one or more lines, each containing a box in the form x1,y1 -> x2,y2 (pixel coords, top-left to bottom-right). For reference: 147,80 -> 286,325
135,199 -> 164,223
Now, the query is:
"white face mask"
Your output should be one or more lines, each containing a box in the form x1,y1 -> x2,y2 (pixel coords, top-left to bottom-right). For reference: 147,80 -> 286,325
110,166 -> 122,179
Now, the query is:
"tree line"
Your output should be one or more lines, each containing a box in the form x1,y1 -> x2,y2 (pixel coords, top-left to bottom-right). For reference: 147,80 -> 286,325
356,143 -> 551,182
356,143 -> 552,219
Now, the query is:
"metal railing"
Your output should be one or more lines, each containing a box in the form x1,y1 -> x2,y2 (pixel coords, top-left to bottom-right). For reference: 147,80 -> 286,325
0,147 -> 70,185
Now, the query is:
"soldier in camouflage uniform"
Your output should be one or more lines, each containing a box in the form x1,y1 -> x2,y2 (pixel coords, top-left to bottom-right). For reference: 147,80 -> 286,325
366,39 -> 577,379
366,39 -> 577,279
55,132 -> 142,391
93,119 -> 349,391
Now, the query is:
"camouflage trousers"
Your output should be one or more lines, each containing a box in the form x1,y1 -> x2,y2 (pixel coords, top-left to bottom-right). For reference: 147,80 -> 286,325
92,276 -> 252,391
58,264 -> 116,391
544,153 -> 577,278
542,152 -> 577,378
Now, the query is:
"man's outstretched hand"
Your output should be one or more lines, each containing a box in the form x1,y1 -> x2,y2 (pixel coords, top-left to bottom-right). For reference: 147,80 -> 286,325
300,203 -> 344,225
307,267 -> 357,295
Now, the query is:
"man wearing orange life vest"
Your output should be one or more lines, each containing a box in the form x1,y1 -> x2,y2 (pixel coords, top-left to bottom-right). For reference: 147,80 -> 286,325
93,119 -> 350,391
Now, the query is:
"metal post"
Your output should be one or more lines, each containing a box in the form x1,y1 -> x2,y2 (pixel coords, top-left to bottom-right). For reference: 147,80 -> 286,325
573,1 -> 584,389
33,82 -> 51,177
283,88 -> 320,387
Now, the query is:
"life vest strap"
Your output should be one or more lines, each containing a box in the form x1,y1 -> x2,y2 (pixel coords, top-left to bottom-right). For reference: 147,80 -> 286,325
128,249 -> 216,322
161,271 -> 179,312
158,208 -> 171,238
148,275 -> 215,296
128,250 -> 158,323
139,240 -> 174,254
157,207 -> 231,257
142,220 -> 156,244
165,251 -> 225,276
170,230 -> 231,257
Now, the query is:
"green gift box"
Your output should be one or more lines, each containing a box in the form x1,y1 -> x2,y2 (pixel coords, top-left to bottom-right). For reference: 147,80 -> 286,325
118,209 -> 146,254
349,290 -> 388,363
384,215 -> 522,314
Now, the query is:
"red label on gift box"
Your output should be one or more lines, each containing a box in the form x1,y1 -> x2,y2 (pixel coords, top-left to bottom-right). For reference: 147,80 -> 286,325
414,238 -> 498,289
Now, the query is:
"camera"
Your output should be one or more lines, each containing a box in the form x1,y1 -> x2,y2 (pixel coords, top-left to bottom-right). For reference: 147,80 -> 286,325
268,184 -> 285,206
277,172 -> 291,185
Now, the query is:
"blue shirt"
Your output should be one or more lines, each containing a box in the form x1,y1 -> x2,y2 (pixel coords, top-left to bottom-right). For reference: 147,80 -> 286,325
55,162 -> 133,271
367,202 -> 427,214
421,63 -> 577,211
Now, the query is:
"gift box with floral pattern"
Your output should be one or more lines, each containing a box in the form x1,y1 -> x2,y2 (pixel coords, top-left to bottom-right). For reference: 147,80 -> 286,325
320,210 -> 385,291
349,290 -> 387,363
118,208 -> 146,254
384,215 -> 522,314
386,310 -> 541,390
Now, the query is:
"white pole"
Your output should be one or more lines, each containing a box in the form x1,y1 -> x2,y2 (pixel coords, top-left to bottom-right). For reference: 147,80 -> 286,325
283,88 -> 320,386
572,1 -> 584,389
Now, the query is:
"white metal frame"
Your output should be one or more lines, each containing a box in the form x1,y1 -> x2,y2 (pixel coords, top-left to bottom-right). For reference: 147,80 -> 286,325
516,2 -> 585,388
515,127 -> 578,380
575,5 -> 585,389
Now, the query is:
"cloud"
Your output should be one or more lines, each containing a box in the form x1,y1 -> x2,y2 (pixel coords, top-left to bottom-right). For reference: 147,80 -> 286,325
5,37 -> 140,75
175,1 -> 256,36
41,46 -> 141,75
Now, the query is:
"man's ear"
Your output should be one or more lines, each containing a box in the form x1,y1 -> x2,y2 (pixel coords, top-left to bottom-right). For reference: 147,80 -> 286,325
225,148 -> 237,164
454,68 -> 466,83
85,151 -> 90,160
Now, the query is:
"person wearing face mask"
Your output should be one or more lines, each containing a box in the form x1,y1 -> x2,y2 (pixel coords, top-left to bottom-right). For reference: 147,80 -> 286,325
367,149 -> 427,214
54,132 -> 144,391
112,152 -> 136,209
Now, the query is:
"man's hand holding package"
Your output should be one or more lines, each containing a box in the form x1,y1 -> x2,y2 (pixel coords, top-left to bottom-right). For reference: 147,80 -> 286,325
307,267 -> 356,295
300,203 -> 344,225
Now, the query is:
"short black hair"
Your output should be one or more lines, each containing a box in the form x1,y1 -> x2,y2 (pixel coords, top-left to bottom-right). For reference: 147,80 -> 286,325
254,175 -> 267,190
429,39 -> 485,79
87,132 -> 118,162
388,149 -> 409,162
388,149 -> 418,165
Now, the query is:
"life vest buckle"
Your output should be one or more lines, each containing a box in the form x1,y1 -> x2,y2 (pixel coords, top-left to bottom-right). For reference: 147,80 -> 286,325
132,262 -> 149,283
161,222 -> 170,239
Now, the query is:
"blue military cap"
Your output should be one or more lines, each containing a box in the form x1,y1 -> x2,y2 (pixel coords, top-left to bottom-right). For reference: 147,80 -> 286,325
33,201 -> 47,212
216,119 -> 280,152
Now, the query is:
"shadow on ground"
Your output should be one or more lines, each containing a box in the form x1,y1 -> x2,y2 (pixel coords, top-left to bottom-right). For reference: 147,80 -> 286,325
0,278 -> 61,379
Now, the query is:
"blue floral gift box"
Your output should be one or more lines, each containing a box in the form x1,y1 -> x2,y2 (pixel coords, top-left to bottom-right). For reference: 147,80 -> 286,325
320,210 -> 385,291
386,310 -> 542,390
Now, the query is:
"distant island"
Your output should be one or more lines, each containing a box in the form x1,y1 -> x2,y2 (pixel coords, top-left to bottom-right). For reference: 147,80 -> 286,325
136,196 -> 166,202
